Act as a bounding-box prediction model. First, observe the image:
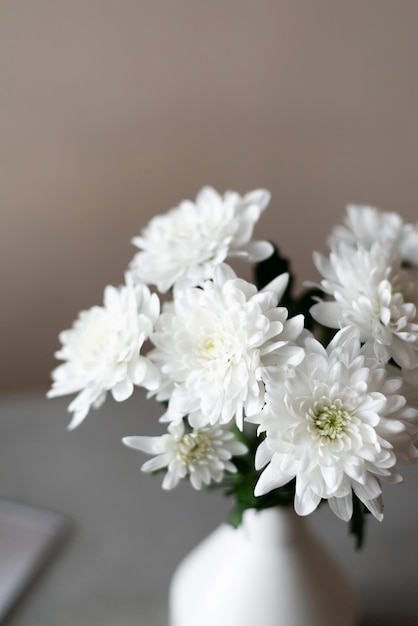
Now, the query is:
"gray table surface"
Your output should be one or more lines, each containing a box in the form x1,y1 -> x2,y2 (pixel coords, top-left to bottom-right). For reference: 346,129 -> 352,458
0,390 -> 417,626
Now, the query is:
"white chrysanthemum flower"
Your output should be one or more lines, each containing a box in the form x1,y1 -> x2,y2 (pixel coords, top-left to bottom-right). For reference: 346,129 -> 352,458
122,419 -> 248,490
329,204 -> 418,266
47,274 -> 160,429
149,264 -> 304,429
311,242 -> 418,377
251,328 -> 418,521
129,186 -> 274,292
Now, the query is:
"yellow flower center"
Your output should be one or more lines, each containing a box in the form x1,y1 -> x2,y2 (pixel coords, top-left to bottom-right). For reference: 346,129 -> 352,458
177,432 -> 212,463
308,402 -> 351,441
198,332 -> 230,362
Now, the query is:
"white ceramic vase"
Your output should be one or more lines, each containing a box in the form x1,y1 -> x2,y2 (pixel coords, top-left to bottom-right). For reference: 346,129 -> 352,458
169,506 -> 359,626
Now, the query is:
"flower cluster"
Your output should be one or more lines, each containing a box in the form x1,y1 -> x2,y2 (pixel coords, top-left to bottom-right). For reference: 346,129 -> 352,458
48,189 -> 418,545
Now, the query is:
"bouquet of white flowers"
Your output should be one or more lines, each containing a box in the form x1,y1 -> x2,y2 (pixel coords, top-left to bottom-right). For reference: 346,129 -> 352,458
48,187 -> 418,548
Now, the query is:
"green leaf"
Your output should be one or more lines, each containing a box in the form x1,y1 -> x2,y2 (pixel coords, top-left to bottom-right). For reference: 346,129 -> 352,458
349,494 -> 367,549
227,504 -> 246,529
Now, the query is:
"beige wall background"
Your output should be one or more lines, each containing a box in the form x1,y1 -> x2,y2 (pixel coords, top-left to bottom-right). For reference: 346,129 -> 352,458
1,0 -> 418,393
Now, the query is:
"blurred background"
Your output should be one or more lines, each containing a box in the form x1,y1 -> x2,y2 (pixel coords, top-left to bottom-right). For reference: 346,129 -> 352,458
2,0 -> 418,394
